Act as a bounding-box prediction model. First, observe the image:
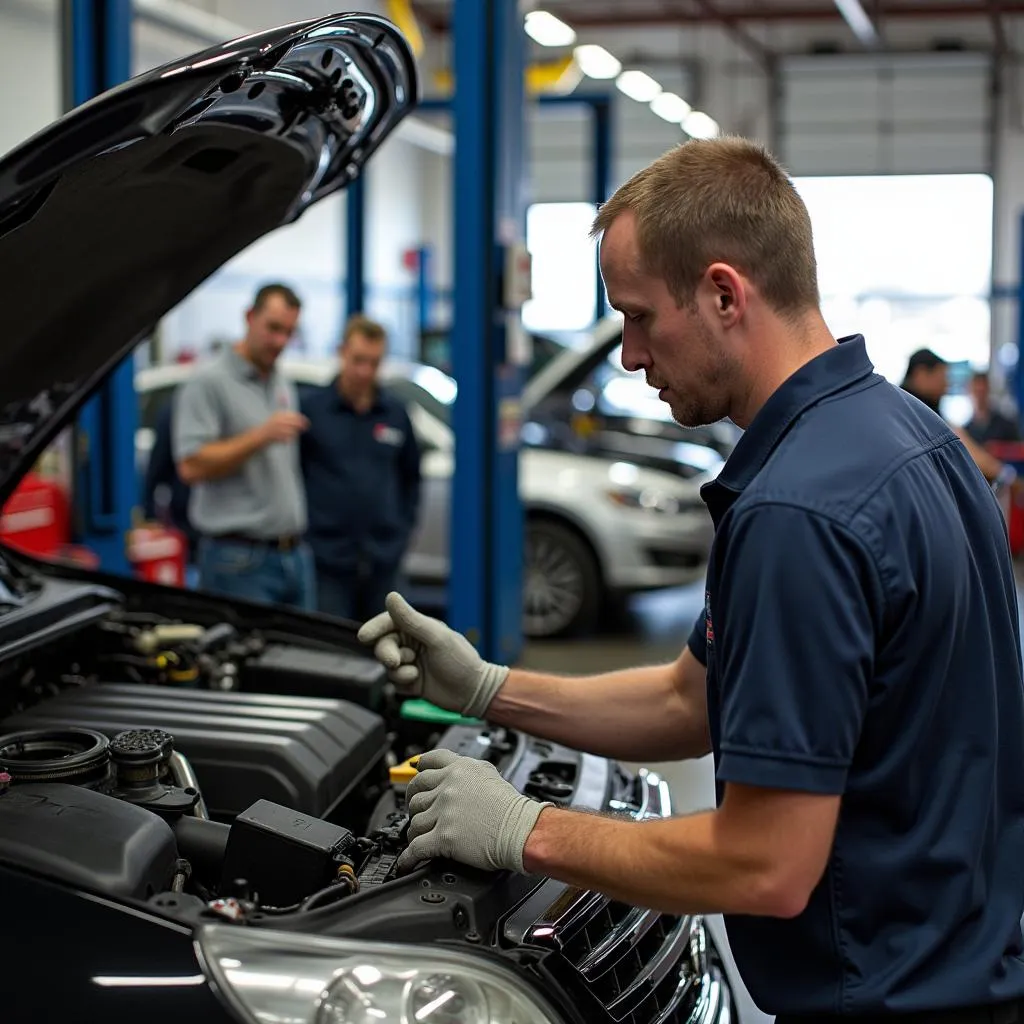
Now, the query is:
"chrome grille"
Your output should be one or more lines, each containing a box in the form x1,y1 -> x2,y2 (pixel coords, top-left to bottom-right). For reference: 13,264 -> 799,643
559,903 -> 713,1024
504,769 -> 732,1024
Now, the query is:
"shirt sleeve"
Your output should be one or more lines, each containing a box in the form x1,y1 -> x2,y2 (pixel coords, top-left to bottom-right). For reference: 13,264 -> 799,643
687,610 -> 708,665
715,504 -> 879,795
172,376 -> 222,462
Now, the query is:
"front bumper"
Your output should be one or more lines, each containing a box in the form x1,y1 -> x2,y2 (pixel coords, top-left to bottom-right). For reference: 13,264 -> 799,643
601,508 -> 714,591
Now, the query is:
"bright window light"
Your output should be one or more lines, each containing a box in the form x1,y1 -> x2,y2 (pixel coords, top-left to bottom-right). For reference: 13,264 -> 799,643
574,44 -> 621,79
616,70 -> 661,103
650,92 -> 692,123
793,173 -> 994,392
682,111 -> 719,139
525,10 -> 576,47
523,202 -> 598,333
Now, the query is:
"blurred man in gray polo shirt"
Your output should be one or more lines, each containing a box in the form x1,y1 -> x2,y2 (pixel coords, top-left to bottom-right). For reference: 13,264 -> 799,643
172,283 -> 315,609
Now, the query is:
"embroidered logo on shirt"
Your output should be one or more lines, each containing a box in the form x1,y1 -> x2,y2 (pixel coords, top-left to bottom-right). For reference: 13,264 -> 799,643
705,588 -> 714,646
373,423 -> 405,447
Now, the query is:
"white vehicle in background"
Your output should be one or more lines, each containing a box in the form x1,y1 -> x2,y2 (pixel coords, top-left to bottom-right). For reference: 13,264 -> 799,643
135,354 -> 717,638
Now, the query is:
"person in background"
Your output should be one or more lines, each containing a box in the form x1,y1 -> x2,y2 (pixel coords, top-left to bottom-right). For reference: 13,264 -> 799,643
300,314 -> 421,621
965,369 -> 1021,445
901,347 -> 1011,485
142,398 -> 198,565
172,283 -> 314,609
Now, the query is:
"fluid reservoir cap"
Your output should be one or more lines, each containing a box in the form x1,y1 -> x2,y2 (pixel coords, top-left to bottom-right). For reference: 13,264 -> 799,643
389,755 -> 421,785
110,728 -> 174,765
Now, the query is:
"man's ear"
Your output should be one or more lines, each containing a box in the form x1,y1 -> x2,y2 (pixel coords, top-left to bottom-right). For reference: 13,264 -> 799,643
706,263 -> 745,326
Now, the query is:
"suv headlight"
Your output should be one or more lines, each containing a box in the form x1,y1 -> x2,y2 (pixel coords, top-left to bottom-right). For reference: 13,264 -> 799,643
606,486 -> 697,514
197,924 -> 564,1024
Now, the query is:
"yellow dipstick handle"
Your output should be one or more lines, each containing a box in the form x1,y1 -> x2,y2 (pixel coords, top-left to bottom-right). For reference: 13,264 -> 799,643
388,755 -> 421,785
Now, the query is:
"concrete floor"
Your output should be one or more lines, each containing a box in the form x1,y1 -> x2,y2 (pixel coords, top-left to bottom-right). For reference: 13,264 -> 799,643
514,573 -> 1024,1024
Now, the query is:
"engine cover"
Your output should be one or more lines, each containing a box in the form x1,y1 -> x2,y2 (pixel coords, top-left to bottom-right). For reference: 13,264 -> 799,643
3,684 -> 387,819
0,783 -> 177,900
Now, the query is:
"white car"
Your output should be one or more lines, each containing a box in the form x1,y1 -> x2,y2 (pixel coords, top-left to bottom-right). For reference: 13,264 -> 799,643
136,355 -> 717,638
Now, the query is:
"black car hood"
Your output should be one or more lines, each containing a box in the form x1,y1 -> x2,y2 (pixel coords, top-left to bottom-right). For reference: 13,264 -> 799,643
0,12 -> 417,505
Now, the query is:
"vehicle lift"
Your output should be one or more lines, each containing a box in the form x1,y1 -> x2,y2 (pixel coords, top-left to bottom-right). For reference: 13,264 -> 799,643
63,0 -> 137,577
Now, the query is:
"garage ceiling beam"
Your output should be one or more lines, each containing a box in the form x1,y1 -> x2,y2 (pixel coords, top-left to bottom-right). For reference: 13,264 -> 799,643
688,0 -> 775,71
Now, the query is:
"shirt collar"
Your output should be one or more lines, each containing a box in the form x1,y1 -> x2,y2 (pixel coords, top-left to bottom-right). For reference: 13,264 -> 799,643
330,376 -> 386,414
705,334 -> 876,506
223,345 -> 272,384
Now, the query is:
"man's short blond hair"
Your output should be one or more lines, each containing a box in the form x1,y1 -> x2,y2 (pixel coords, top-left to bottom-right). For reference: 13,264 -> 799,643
592,136 -> 819,316
341,313 -> 387,347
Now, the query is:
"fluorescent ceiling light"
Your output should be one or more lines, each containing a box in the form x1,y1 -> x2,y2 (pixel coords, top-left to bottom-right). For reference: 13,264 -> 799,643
683,111 -> 720,139
525,10 -> 576,47
616,70 -> 661,103
574,43 -> 620,79
833,0 -> 881,46
650,92 -> 692,124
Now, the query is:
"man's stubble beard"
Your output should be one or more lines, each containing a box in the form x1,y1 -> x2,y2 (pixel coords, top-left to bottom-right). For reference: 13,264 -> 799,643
665,320 -> 736,429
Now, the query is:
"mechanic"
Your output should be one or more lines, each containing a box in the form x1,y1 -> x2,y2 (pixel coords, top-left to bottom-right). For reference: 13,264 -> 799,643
299,314 -> 421,620
358,137 -> 1024,1023
965,369 -> 1021,445
901,347 -> 1011,485
172,283 -> 315,609
142,397 -> 199,566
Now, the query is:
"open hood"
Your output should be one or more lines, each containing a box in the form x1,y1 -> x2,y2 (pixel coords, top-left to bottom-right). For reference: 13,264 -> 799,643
0,12 -> 417,505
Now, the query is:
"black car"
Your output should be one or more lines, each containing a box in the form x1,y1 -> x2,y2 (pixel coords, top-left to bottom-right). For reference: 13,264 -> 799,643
0,13 -> 737,1024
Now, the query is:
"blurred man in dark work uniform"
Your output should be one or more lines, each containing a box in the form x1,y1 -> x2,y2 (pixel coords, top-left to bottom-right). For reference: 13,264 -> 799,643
902,347 -> 1010,485
965,370 -> 1021,445
300,315 -> 421,622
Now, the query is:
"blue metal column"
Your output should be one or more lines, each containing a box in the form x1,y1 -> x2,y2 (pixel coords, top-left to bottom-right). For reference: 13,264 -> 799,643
449,0 -> 527,663
346,174 -> 367,317
415,245 -> 432,336
66,0 -> 136,575
592,96 -> 612,322
1016,211 -> 1024,421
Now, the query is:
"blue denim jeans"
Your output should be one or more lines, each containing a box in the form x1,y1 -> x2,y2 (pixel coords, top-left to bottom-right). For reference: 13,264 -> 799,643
196,537 -> 317,612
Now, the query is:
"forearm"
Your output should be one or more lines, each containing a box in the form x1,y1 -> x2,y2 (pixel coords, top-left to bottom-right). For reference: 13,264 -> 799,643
178,429 -> 267,484
486,663 -> 710,762
521,805 -> 786,917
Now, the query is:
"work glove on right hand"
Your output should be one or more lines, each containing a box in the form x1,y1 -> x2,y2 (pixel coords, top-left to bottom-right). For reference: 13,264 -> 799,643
356,592 -> 509,718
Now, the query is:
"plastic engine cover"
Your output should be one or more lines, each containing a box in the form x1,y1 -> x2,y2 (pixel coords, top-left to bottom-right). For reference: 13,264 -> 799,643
0,782 -> 177,899
3,685 -> 387,819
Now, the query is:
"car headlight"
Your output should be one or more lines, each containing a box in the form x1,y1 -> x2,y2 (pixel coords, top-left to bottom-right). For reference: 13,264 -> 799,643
606,486 -> 697,514
197,923 -> 564,1024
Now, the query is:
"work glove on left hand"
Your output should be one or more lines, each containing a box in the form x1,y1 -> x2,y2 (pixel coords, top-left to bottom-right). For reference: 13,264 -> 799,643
395,749 -> 552,876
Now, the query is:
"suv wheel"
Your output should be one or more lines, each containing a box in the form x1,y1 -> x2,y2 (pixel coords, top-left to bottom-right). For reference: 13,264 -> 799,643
523,520 -> 601,638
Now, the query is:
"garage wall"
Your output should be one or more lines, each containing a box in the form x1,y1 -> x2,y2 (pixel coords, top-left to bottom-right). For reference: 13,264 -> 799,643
0,0 -> 61,160
779,51 -> 992,176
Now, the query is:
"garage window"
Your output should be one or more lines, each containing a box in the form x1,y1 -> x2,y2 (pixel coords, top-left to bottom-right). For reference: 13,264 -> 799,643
523,202 -> 598,333
793,173 -> 994,408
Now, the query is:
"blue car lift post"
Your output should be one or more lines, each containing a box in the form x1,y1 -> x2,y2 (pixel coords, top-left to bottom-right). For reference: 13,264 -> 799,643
448,0 -> 528,663
62,0 -> 137,575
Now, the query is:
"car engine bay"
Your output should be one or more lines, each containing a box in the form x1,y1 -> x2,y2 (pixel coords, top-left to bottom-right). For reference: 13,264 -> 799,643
0,573 -> 734,1024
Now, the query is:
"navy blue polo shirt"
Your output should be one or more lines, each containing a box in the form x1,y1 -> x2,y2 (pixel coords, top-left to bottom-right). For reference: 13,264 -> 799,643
299,380 -> 421,573
686,336 -> 1024,1016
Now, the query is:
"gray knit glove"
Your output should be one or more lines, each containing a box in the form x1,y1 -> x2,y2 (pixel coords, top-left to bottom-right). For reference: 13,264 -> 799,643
357,593 -> 509,718
395,749 -> 552,875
